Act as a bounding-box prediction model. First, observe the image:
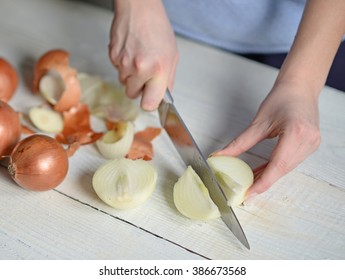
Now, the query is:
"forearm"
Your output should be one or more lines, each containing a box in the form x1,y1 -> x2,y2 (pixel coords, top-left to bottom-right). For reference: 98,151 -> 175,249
114,0 -> 165,21
277,0 -> 345,95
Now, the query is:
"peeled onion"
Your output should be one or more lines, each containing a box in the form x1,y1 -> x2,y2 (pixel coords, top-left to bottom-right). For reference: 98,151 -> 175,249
173,156 -> 254,220
207,156 -> 254,207
0,100 -> 21,157
92,158 -> 157,210
173,166 -> 221,220
8,134 -> 69,191
0,58 -> 18,102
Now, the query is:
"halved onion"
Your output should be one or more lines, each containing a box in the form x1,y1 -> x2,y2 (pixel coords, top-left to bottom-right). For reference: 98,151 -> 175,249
96,121 -> 134,159
173,166 -> 221,220
0,58 -> 18,102
207,156 -> 254,207
92,158 -> 157,210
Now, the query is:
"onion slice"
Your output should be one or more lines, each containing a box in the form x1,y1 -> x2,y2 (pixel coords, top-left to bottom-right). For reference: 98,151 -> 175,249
173,166 -> 221,220
78,73 -> 139,122
28,106 -> 64,133
92,158 -> 157,210
96,121 -> 134,159
207,156 -> 254,207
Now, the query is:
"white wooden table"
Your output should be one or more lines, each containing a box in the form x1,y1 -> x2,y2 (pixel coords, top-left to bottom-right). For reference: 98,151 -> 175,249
1,0 -> 344,260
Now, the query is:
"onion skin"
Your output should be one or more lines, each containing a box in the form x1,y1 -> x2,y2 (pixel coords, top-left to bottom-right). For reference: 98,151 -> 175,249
0,100 -> 21,157
34,49 -> 80,112
0,58 -> 18,102
33,49 -> 69,92
8,134 -> 69,191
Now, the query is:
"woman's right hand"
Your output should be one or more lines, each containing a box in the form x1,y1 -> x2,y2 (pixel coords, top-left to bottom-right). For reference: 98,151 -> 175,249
109,0 -> 179,111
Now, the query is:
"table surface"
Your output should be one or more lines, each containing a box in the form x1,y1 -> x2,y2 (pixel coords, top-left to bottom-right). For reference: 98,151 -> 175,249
1,0 -> 345,260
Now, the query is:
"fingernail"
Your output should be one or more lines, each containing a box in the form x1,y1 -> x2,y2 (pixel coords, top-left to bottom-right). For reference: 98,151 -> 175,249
142,99 -> 158,111
243,192 -> 258,206
209,150 -> 221,157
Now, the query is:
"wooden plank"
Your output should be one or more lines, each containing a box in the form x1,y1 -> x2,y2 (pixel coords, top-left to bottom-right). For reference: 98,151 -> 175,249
0,169 -> 203,260
0,0 -> 344,260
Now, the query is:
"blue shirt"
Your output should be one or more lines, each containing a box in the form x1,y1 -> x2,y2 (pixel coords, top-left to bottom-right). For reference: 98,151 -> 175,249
162,0 -> 307,53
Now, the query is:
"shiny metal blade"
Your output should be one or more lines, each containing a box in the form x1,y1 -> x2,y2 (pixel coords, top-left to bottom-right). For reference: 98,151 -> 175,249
158,90 -> 250,249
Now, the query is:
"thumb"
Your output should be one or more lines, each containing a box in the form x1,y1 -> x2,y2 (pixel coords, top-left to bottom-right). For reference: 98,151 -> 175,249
211,124 -> 266,157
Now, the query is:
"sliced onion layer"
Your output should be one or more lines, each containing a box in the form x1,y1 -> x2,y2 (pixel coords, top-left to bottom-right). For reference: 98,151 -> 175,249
78,73 -> 139,121
173,166 -> 221,220
28,106 -> 64,133
96,121 -> 134,159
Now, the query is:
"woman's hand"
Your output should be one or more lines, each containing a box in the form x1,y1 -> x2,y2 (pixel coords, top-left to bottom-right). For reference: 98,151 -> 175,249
215,0 -> 345,198
109,0 -> 178,111
213,80 -> 321,197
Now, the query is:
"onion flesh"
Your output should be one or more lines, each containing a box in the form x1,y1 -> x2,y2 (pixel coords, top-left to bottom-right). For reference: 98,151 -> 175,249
92,158 -> 157,210
96,121 -> 134,159
79,73 -> 139,122
38,71 -> 65,105
28,106 -> 64,133
8,134 -> 69,191
173,166 -> 221,220
207,156 -> 254,207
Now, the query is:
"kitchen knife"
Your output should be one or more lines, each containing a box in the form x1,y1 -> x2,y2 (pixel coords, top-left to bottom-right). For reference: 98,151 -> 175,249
158,89 -> 250,250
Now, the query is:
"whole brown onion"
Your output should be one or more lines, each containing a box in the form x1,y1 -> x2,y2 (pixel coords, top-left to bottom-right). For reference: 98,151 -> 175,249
0,100 -> 21,157
8,134 -> 69,191
0,58 -> 18,102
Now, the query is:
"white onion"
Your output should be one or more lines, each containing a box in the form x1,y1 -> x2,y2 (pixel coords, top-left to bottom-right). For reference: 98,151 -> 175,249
173,166 -> 221,220
92,158 -> 157,210
207,156 -> 254,207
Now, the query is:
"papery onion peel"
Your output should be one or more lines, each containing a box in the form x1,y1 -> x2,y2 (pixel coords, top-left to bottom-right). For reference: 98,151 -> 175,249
34,49 -> 80,112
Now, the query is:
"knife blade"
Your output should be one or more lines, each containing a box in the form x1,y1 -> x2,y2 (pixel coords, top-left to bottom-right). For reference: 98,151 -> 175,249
158,89 -> 250,250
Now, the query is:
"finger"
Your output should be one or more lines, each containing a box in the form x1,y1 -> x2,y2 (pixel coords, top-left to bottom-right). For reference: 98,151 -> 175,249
116,55 -> 133,84
167,55 -> 178,91
213,124 -> 267,157
124,75 -> 146,99
141,77 -> 167,111
248,132 -> 302,195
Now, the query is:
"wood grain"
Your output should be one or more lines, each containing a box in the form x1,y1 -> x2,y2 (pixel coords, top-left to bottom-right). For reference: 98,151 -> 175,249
0,0 -> 344,260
